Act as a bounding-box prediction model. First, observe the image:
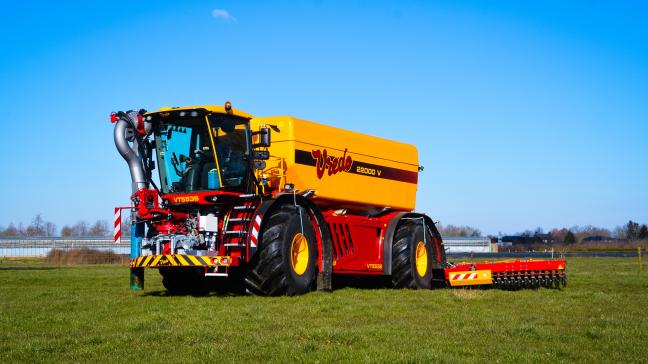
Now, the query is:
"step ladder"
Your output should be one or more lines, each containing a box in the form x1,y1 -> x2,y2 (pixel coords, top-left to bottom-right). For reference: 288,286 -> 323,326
221,199 -> 259,252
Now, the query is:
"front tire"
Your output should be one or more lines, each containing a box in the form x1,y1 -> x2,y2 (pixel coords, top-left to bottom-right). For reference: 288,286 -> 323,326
245,205 -> 318,296
391,221 -> 433,289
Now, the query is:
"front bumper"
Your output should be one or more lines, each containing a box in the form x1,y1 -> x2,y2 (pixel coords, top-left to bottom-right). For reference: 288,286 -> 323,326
130,254 -> 232,268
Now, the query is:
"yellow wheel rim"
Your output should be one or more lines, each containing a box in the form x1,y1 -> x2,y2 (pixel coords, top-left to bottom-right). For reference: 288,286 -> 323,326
290,233 -> 309,276
415,241 -> 428,277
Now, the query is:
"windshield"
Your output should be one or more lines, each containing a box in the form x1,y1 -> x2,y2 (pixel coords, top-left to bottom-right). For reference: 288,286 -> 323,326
210,115 -> 250,189
153,115 -> 250,194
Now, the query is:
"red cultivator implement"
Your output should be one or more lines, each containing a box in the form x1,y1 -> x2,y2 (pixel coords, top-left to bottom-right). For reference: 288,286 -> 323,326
445,259 -> 567,290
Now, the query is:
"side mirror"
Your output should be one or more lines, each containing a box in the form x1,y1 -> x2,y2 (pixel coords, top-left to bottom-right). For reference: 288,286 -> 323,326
253,127 -> 271,148
253,150 -> 270,160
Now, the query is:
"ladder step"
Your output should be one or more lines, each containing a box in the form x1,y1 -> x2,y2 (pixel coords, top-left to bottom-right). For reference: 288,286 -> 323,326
224,230 -> 248,235
224,243 -> 245,247
228,218 -> 250,222
205,272 -> 229,277
233,205 -> 254,210
239,194 -> 257,198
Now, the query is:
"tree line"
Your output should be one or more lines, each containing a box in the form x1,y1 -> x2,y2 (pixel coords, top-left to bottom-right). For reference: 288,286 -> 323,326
436,224 -> 482,237
525,220 -> 647,244
0,214 -> 111,238
2,214 -> 647,244
439,220 -> 648,244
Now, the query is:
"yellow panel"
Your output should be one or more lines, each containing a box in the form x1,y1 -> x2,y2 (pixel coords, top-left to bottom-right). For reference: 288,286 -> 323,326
251,116 -> 419,211
448,270 -> 492,287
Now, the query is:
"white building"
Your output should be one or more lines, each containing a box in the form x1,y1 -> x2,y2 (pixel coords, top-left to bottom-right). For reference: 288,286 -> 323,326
442,236 -> 493,253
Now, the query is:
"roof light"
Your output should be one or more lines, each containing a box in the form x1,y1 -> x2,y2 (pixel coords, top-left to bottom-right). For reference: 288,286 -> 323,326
110,112 -> 118,123
190,111 -> 198,117
179,111 -> 186,117
136,114 -> 145,134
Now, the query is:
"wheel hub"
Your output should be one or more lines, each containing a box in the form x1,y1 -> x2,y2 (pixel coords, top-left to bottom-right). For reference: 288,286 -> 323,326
290,233 -> 309,276
415,241 -> 428,277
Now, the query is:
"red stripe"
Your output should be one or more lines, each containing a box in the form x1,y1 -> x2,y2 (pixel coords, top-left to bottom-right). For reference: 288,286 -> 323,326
113,208 -> 121,243
114,208 -> 121,228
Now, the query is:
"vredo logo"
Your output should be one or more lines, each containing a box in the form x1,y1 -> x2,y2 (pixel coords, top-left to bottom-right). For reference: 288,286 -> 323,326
310,149 -> 353,179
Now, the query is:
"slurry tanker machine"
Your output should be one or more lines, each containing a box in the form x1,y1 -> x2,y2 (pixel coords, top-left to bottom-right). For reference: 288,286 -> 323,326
112,103 -> 566,295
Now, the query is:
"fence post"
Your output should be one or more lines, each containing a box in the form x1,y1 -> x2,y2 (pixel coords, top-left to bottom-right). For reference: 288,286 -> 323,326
130,221 -> 144,290
639,247 -> 644,273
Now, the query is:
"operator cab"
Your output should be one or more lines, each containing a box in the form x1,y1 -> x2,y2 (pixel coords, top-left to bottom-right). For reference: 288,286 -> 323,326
146,107 -> 253,195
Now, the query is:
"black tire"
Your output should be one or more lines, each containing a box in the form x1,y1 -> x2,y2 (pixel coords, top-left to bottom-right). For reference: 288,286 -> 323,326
245,204 -> 318,296
159,267 -> 209,295
391,221 -> 433,289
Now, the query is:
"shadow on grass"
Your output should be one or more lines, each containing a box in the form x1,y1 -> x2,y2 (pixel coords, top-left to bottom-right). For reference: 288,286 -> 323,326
332,275 -> 392,290
0,266 -> 59,271
140,289 -> 240,298
136,275 -> 394,298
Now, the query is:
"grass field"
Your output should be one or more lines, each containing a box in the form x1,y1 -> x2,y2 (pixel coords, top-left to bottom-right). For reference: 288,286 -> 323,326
1,258 -> 647,363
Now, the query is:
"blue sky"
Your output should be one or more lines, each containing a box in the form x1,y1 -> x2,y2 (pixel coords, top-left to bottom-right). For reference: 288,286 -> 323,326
0,0 -> 646,235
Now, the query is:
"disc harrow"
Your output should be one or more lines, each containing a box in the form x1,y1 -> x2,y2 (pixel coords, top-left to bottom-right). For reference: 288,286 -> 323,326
445,259 -> 567,290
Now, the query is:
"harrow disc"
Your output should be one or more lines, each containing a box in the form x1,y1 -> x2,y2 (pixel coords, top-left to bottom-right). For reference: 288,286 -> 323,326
489,270 -> 566,291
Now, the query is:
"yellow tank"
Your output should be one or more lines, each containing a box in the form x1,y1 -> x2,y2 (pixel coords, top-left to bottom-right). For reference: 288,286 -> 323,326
250,116 -> 419,211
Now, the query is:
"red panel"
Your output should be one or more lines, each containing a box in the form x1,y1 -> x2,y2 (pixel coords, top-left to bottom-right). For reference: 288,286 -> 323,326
323,210 -> 400,274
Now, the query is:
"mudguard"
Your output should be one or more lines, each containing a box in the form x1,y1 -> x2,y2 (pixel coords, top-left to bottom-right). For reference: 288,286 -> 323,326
248,194 -> 333,291
382,212 -> 446,275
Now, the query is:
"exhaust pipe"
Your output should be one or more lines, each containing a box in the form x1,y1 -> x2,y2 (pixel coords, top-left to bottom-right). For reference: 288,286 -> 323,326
112,109 -> 150,291
113,110 -> 149,193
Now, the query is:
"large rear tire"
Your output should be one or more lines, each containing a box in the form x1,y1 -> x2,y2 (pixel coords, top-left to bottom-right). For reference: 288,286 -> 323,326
245,205 -> 318,296
391,221 -> 433,289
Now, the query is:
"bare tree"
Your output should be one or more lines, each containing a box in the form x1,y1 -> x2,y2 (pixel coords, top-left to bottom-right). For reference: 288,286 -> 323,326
89,220 -> 110,237
60,225 -> 74,237
520,229 -> 533,238
0,223 -> 19,237
639,225 -> 648,240
569,225 -> 612,242
71,221 -> 89,236
627,220 -> 640,240
438,224 -> 481,237
44,221 -> 57,237
564,231 -> 576,244
613,225 -> 627,239
16,223 -> 26,237
33,214 -> 44,234
121,212 -> 132,238
26,214 -> 47,236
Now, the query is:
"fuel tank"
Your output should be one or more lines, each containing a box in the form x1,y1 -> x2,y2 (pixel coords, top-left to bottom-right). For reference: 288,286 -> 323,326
251,116 -> 419,212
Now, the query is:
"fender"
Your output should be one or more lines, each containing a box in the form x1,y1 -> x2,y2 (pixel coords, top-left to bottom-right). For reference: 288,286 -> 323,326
247,194 -> 333,291
382,212 -> 446,275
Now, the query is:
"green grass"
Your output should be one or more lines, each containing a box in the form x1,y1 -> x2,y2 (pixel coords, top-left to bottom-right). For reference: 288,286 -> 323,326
1,258 -> 647,363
